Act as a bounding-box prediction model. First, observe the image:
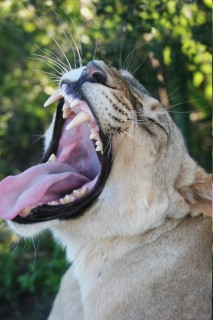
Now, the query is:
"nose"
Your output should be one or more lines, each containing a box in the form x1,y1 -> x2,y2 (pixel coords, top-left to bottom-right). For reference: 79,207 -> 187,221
72,61 -> 107,93
87,61 -> 107,84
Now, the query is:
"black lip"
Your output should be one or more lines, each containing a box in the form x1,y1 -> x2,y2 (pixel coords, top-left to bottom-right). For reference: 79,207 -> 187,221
13,98 -> 112,224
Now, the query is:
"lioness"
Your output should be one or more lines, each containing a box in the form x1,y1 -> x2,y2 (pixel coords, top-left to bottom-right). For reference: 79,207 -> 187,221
0,60 -> 211,320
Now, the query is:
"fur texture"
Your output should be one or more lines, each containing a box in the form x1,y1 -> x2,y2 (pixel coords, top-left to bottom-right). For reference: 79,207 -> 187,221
8,61 -> 212,320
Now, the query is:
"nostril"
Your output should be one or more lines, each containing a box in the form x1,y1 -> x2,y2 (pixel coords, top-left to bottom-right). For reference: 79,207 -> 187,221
92,71 -> 106,84
87,61 -> 107,84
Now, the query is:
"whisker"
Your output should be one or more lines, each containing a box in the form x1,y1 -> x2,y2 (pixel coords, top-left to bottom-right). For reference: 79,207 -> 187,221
92,38 -> 98,61
169,98 -> 207,109
30,134 -> 45,149
30,57 -> 64,76
167,85 -> 184,99
68,14 -> 83,66
119,131 -> 129,149
52,11 -> 78,68
122,130 -> 154,153
123,46 -> 136,70
35,45 -> 70,71
132,53 -> 148,75
10,239 -> 20,256
119,38 -> 123,70
32,54 -> 68,74
31,236 -> 39,271
32,69 -> 60,79
126,44 -> 143,72
36,16 -> 72,70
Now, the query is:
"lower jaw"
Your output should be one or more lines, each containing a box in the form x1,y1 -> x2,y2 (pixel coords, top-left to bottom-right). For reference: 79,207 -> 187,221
12,131 -> 112,225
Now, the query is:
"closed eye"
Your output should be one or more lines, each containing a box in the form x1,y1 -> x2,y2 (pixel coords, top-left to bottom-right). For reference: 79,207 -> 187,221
146,117 -> 169,137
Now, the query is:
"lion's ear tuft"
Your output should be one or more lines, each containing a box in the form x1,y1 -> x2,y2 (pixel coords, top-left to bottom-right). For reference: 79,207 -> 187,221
190,167 -> 212,217
178,165 -> 212,217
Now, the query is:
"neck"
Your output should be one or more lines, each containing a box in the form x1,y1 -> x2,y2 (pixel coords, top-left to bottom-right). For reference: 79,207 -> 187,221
57,219 -> 181,320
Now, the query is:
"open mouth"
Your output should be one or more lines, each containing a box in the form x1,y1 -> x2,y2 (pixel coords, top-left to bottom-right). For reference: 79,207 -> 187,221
3,82 -> 112,224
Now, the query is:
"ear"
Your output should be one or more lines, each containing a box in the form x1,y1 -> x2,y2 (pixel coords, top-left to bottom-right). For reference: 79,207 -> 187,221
190,167 -> 212,217
179,165 -> 212,217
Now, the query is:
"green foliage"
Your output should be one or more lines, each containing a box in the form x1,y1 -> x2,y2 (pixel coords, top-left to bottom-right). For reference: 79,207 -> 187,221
0,225 -> 68,302
0,0 -> 211,317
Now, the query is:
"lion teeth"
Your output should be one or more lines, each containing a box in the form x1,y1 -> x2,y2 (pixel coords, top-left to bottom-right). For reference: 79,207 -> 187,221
73,186 -> 87,198
63,108 -> 73,119
66,112 -> 90,130
60,195 -> 74,204
64,195 -> 74,203
95,140 -> 102,146
62,102 -> 69,112
95,140 -> 103,153
44,87 -> 63,107
95,145 -> 103,154
20,206 -> 32,216
47,187 -> 87,206
70,99 -> 80,108
48,201 -> 58,205
47,154 -> 57,163
89,128 -> 98,140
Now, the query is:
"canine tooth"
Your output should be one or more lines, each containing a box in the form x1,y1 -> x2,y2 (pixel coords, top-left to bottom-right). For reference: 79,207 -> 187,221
21,206 -> 32,216
48,154 -> 57,162
80,186 -> 87,197
66,112 -> 90,130
70,99 -> 80,108
60,198 -> 66,204
44,87 -> 63,107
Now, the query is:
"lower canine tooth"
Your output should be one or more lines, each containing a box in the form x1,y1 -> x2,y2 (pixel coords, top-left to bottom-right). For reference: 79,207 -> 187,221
66,112 -> 90,130
80,186 -> 87,197
48,154 -> 57,163
21,206 -> 32,216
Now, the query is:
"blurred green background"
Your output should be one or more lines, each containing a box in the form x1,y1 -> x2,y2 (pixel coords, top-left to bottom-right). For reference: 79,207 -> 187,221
0,0 -> 211,319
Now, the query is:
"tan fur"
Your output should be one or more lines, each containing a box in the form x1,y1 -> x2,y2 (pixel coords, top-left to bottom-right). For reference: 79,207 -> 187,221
8,61 -> 212,320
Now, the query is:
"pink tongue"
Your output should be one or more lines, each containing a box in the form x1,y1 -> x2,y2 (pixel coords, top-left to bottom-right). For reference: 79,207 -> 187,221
0,162 -> 89,220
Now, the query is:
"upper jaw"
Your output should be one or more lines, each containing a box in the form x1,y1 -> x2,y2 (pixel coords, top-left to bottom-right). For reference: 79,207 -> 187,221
59,66 -> 86,87
44,83 -> 103,154
12,87 -> 112,224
